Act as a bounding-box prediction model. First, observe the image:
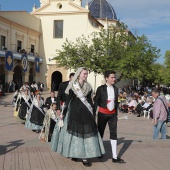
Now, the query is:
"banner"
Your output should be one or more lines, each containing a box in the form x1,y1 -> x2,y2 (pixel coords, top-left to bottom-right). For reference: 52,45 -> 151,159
5,51 -> 13,71
21,54 -> 28,72
35,57 -> 40,72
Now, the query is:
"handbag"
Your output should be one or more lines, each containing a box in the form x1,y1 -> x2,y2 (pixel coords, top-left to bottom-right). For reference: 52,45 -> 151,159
158,97 -> 170,123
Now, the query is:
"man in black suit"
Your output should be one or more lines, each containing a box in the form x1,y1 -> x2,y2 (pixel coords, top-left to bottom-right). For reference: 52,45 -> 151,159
45,91 -> 57,110
56,73 -> 75,114
94,70 -> 125,163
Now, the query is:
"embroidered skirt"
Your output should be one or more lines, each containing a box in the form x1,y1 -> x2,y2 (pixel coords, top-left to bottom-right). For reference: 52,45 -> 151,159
51,111 -> 105,158
25,118 -> 43,130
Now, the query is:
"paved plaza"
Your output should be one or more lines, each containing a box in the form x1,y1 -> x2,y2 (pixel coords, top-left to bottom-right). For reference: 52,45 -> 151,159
0,92 -> 170,170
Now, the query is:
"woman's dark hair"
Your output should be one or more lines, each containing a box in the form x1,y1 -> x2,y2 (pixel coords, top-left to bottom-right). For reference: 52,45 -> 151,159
51,102 -> 57,106
36,93 -> 41,96
82,67 -> 87,71
104,70 -> 116,79
69,72 -> 75,78
151,88 -> 159,94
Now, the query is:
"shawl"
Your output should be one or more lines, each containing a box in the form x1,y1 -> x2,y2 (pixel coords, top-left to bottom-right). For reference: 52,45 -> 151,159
65,67 -> 93,96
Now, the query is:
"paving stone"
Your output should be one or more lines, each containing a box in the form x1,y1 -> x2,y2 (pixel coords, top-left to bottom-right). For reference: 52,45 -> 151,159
0,92 -> 170,170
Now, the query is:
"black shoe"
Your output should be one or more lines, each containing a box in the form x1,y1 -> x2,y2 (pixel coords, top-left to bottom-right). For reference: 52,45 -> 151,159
82,159 -> 92,167
71,158 -> 78,162
112,157 -> 126,163
98,155 -> 103,159
137,115 -> 141,117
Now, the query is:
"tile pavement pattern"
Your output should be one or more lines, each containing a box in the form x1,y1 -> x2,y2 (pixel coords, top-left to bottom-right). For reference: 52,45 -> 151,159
0,92 -> 170,170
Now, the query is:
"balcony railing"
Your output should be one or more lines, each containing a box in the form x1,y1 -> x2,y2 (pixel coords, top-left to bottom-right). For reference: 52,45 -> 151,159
0,49 -> 43,63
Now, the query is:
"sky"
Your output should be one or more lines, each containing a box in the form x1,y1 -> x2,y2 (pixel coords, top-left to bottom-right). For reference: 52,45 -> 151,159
0,0 -> 170,64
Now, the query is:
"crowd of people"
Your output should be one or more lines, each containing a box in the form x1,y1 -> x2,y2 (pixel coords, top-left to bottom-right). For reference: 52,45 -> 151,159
0,80 -> 44,95
12,69 -> 126,167
118,85 -> 170,119
11,68 -> 170,167
117,85 -> 170,139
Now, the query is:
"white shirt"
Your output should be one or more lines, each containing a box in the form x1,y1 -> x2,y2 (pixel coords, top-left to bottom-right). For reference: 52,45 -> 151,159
34,84 -> 38,90
107,84 -> 115,100
128,99 -> 138,107
106,84 -> 115,111
51,97 -> 54,103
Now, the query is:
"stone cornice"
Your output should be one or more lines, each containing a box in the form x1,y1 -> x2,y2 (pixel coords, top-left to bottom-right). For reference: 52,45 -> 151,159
31,1 -> 50,14
0,27 -> 9,35
31,1 -> 88,15
68,2 -> 89,12
33,11 -> 89,16
0,16 -> 41,37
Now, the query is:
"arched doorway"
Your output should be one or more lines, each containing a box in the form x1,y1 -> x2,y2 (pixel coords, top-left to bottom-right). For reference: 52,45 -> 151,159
13,65 -> 22,89
51,71 -> 62,91
0,65 -> 5,85
29,68 -> 34,84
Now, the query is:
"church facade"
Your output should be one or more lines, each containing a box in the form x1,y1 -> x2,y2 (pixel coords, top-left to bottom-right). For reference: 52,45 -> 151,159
0,0 -> 134,91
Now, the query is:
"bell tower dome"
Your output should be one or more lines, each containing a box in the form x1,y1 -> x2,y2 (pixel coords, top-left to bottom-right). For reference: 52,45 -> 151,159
89,0 -> 117,20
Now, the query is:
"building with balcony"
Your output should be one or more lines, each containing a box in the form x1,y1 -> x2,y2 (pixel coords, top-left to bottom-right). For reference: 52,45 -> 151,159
0,0 -> 134,91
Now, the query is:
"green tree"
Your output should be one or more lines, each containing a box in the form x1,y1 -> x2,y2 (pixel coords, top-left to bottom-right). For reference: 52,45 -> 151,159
149,63 -> 166,84
163,50 -> 170,85
54,24 -> 160,80
122,35 -> 160,80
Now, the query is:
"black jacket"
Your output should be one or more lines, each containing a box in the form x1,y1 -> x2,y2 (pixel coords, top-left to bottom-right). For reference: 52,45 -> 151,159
57,81 -> 69,110
93,84 -> 118,115
45,97 -> 57,109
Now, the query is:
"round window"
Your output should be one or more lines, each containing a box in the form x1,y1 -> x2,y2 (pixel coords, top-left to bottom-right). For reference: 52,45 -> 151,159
57,3 -> 62,9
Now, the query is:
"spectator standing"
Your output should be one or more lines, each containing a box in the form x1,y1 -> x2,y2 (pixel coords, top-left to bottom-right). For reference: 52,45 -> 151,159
152,89 -> 168,139
45,91 -> 57,110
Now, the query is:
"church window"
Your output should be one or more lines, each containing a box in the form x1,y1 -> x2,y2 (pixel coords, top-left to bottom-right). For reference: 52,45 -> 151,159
0,35 -> 6,50
57,3 -> 62,9
54,20 -> 63,38
31,44 -> 35,53
17,40 -> 22,52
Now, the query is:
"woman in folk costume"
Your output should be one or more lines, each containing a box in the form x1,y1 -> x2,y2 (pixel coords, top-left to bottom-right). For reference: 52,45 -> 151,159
51,67 -> 105,167
14,88 -> 24,117
13,89 -> 19,117
25,93 -> 45,132
41,102 -> 58,142
17,88 -> 32,122
30,88 -> 35,101
12,89 -> 19,105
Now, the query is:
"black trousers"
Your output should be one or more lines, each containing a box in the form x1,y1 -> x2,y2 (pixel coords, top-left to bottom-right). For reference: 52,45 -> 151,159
97,112 -> 117,140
